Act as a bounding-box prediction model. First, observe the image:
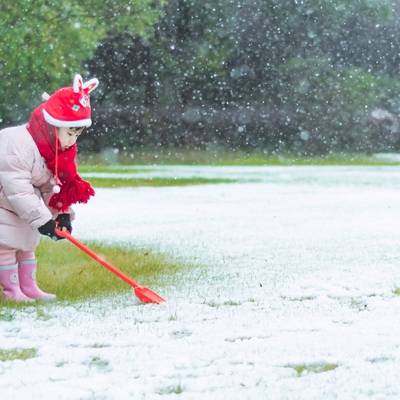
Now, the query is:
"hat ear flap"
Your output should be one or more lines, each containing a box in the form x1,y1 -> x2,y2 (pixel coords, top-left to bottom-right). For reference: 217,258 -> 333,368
73,74 -> 84,93
83,78 -> 99,93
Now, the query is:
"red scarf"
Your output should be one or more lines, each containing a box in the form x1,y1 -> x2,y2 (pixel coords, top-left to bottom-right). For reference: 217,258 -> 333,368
27,104 -> 95,212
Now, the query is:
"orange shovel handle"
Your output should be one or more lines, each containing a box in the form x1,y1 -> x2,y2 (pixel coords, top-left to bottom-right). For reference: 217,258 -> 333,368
55,228 -> 143,289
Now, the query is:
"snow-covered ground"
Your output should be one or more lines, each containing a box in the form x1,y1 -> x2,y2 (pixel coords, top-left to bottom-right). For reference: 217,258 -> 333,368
2,166 -> 400,399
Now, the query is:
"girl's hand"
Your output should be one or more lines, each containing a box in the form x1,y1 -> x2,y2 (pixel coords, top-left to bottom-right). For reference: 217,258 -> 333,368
55,213 -> 72,233
38,219 -> 64,241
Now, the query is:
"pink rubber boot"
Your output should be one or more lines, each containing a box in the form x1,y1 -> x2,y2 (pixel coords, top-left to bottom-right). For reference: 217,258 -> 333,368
0,264 -> 34,302
18,259 -> 56,301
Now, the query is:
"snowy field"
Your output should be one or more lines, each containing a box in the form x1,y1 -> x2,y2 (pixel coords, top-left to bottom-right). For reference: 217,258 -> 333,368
2,165 -> 400,399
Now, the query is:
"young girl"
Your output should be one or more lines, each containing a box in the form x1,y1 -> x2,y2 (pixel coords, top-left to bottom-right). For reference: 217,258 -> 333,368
0,74 -> 99,302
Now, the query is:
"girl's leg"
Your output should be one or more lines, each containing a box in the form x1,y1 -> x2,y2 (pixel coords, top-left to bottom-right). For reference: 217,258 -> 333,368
0,247 -> 33,302
17,250 -> 56,301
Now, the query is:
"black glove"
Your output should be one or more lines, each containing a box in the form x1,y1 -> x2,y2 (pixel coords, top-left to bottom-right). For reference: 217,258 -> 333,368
38,219 -> 64,241
55,213 -> 72,234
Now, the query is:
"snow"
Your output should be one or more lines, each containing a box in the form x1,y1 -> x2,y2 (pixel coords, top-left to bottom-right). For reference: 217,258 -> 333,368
2,166 -> 400,399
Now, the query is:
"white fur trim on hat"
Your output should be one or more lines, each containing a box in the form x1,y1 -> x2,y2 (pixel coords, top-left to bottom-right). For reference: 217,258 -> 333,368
42,109 -> 92,127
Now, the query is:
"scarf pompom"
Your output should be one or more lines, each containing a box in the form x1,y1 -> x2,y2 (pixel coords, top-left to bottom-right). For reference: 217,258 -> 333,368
49,176 -> 95,212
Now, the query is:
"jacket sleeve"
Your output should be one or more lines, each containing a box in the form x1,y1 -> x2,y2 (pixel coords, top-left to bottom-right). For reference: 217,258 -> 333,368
37,178 -> 58,216
0,154 -> 52,229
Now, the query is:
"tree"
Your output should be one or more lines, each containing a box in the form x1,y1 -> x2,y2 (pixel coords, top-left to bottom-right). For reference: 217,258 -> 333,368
0,0 -> 163,126
83,0 -> 400,153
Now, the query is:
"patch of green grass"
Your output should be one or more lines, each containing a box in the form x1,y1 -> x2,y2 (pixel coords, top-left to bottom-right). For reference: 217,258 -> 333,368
0,348 -> 37,361
393,288 -> 400,296
0,309 -> 15,321
89,343 -> 111,349
85,356 -> 110,371
87,177 -> 236,188
287,362 -> 338,376
78,150 -> 400,166
223,300 -> 242,306
38,240 -> 181,300
350,297 -> 368,311
79,165 -> 153,174
35,307 -> 52,320
0,240 -> 184,307
253,155 -> 400,166
281,295 -> 316,302
168,312 -> 178,321
157,384 -> 185,395
0,300 -> 33,310
204,299 -> 242,308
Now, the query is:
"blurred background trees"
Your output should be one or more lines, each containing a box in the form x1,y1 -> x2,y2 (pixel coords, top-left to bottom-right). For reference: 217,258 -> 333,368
2,0 -> 400,155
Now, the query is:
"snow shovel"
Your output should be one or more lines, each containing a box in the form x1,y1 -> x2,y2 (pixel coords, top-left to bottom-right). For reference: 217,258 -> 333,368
55,228 -> 166,304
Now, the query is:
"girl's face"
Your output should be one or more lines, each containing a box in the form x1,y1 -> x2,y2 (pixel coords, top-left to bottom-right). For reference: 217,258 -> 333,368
57,127 -> 84,150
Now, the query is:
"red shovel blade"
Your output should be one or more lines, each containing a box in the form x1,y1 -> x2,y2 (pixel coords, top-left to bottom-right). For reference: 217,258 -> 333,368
134,287 -> 166,304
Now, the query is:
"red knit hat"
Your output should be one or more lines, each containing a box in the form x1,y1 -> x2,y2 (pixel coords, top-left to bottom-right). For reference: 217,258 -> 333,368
42,74 -> 99,128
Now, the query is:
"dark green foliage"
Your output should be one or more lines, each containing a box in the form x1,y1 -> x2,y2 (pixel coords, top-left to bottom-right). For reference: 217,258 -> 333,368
0,0 -> 163,125
277,58 -> 400,154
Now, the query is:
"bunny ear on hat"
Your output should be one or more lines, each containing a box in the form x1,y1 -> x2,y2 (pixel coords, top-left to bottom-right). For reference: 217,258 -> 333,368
73,74 -> 99,94
73,74 -> 84,93
83,78 -> 99,93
